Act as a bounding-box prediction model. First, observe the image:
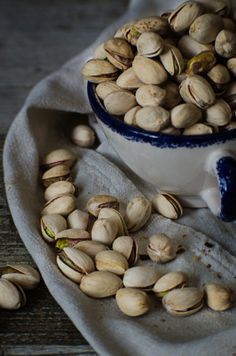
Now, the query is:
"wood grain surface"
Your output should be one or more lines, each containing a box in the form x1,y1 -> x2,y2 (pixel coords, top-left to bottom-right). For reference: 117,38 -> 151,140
0,0 -> 127,354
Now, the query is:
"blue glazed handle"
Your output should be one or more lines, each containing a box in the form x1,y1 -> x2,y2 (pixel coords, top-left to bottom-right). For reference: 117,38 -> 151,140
216,156 -> 236,222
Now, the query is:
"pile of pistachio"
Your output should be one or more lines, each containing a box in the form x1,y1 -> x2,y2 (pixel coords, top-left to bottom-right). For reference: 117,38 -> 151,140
82,0 -> 236,135
40,148 -> 234,317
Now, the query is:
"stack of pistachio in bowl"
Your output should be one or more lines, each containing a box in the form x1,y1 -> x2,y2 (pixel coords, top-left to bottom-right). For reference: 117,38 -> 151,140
82,0 -> 236,135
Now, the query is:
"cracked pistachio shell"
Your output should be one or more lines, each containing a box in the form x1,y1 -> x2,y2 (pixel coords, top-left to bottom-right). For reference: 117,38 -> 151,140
116,288 -> 150,317
205,99 -> 232,126
41,194 -> 77,217
147,234 -> 177,263
40,214 -> 67,243
41,148 -> 76,170
136,85 -> 166,107
55,229 -> 90,250
133,56 -> 168,85
112,236 -> 139,266
180,75 -> 216,109
197,0 -> 231,16
104,90 -> 137,116
227,58 -> 236,77
183,123 -> 215,135
67,209 -> 89,230
152,193 -> 183,219
76,240 -> 109,259
204,283 -> 234,311
95,250 -> 128,275
153,272 -> 188,298
42,164 -> 71,188
114,21 -> 136,41
162,81 -> 182,110
91,218 -> 118,246
81,59 -> 119,84
98,208 -> 128,236
215,30 -> 236,58
57,247 -> 95,283
207,64 -> 231,85
160,126 -> 181,135
162,287 -> 204,316
171,103 -> 202,129
80,271 -> 123,298
137,32 -> 164,57
104,38 -> 134,70
189,14 -> 223,44
86,195 -> 119,217
44,181 -> 77,202
160,45 -> 185,76
71,125 -> 95,148
223,17 -> 236,32
124,106 -> 141,126
2,265 -> 40,290
116,68 -> 144,90
178,35 -> 215,59
123,266 -> 160,289
136,106 -> 170,132
224,81 -> 236,109
169,1 -> 203,33
96,81 -> 121,100
0,279 -> 26,310
94,43 -> 107,59
124,197 -> 152,232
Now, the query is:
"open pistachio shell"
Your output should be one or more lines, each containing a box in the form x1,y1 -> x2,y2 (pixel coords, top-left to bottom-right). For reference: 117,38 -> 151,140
153,271 -> 188,298
0,279 -> 26,310
152,193 -> 183,219
44,181 -> 77,202
41,148 -> 76,170
96,81 -> 121,100
137,32 -> 164,57
116,288 -> 150,317
124,197 -> 152,232
147,233 -> 177,263
98,208 -> 128,236
40,214 -> 67,243
187,51 -> 216,75
55,229 -> 90,250
124,106 -> 141,126
80,271 -> 123,298
1,265 -> 40,290
91,218 -> 118,246
169,1 -> 203,33
86,195 -> 119,217
160,45 -> 185,76
42,164 -> 71,188
178,35 -> 215,59
112,236 -> 139,266
67,209 -> 89,230
41,194 -> 77,217
104,38 -> 134,70
81,59 -> 119,83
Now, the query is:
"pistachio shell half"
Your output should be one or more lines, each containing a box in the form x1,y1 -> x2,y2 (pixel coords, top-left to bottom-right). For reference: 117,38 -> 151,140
116,288 -> 150,317
95,250 -> 128,275
124,196 -> 152,232
40,214 -> 67,243
147,234 -> 177,263
1,265 -> 40,290
80,271 -> 123,298
204,283 -> 234,311
153,271 -> 188,298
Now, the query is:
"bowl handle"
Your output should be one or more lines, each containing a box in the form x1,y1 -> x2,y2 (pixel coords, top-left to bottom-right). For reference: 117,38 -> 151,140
201,150 -> 236,222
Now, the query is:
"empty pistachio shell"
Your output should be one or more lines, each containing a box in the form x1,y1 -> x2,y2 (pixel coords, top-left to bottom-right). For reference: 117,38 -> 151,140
55,229 -> 90,250
189,14 -> 223,44
197,0 -> 231,16
40,214 -> 67,243
104,38 -> 134,70
94,42 -> 107,59
147,233 -> 177,263
112,236 -> 139,266
67,209 -> 89,230
41,148 -> 76,170
42,164 -> 71,188
162,287 -> 204,316
136,85 -> 166,107
153,271 -> 188,298
136,106 -> 170,132
152,193 -> 183,220
41,194 -> 77,217
86,195 -> 119,217
96,81 -> 121,100
91,218 -> 118,246
124,106 -> 141,126
133,56 -> 168,85
169,1 -> 203,33
187,51 -> 216,76
204,283 -> 234,311
171,103 -> 202,129
116,288 -> 150,317
116,68 -> 144,90
227,58 -> 236,77
124,197 -> 152,232
57,247 -> 95,283
104,90 -> 137,116
162,81 -> 182,110
76,240 -> 109,259
205,99 -> 232,126
1,265 -> 40,290
183,123 -> 215,135
98,208 -> 128,236
178,35 -> 215,59
95,250 -> 128,275
81,59 -> 119,83
71,125 -> 95,148
137,32 -> 164,57
215,30 -> 236,58
44,181 -> 77,202
223,17 -> 236,32
224,81 -> 236,109
0,279 -> 26,310
207,64 -> 231,86
123,266 -> 160,289
80,271 -> 123,298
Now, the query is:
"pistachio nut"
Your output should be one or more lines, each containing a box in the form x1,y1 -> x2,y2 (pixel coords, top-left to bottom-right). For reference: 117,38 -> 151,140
136,85 -> 166,107
41,194 -> 77,217
104,90 -> 137,116
98,208 -> 128,236
55,229 -> 90,250
204,283 -> 234,311
81,59 -> 119,83
225,121 -> 236,131
94,42 -> 107,59
42,164 -> 71,188
40,214 -> 67,243
197,0 -> 231,16
112,236 -> 139,266
215,30 -> 236,58
136,106 -> 170,132
137,32 -> 165,57
179,75 -> 216,109
1,264 -> 40,290
162,81 -> 182,110
95,250 -> 128,275
183,123 -> 215,135
162,287 -> 204,316
86,195 -> 119,217
123,266 -> 160,289
124,196 -> 152,232
132,56 -> 168,85
205,99 -> 232,126
124,106 -> 141,126
57,247 -> 95,283
223,17 -> 236,32
76,240 -> 109,259
80,271 -> 123,298
114,21 -> 136,41
224,81 -> 236,109
67,209 -> 89,230
71,125 -> 95,148
0,278 -> 26,310
41,148 -> 76,170
171,103 -> 202,129
160,126 -> 181,135
153,271 -> 188,298
116,288 -> 150,317
152,193 -> 183,220
189,14 -> 223,44
96,81 -> 121,100
227,58 -> 236,77
116,68 -> 144,90
187,51 -> 216,75
207,64 -> 231,89
169,1 -> 203,33
178,35 -> 215,59
147,233 -> 177,263
91,218 -> 118,246
104,38 -> 134,70
44,181 -> 77,202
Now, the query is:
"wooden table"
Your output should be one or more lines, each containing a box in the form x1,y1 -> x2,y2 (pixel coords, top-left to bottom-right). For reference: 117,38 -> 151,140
0,1 -> 127,354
